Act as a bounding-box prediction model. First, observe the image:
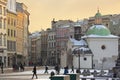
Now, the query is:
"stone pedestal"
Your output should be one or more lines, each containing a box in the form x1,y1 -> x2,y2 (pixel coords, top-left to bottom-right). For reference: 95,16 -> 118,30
113,58 -> 120,78
67,73 -> 79,80
50,75 -> 70,80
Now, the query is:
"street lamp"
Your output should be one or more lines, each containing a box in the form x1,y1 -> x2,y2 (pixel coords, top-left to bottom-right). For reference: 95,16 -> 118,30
78,49 -> 80,70
56,49 -> 59,65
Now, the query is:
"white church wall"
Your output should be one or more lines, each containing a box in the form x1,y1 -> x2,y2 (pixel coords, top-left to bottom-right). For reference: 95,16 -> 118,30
103,58 -> 116,69
73,55 -> 92,69
87,37 -> 118,69
80,55 -> 92,69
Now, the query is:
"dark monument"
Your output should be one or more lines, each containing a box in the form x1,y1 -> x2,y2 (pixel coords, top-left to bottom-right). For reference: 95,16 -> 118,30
113,52 -> 120,78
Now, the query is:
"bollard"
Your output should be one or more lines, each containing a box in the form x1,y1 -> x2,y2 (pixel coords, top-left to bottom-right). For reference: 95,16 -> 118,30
76,69 -> 80,73
50,71 -> 55,79
81,78 -> 86,80
50,75 -> 70,80
67,73 -> 79,80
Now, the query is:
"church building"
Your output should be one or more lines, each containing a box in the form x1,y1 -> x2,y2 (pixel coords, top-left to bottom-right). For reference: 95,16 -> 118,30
61,10 -> 119,70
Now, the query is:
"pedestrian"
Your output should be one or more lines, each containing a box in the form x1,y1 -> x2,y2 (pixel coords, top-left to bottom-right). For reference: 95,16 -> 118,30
20,63 -> 24,71
1,62 -> 3,73
57,65 -> 60,74
93,70 -> 98,77
44,65 -> 48,74
32,65 -> 38,79
76,69 -> 81,73
70,65 -> 74,73
54,65 -> 57,74
55,65 -> 60,74
64,66 -> 69,75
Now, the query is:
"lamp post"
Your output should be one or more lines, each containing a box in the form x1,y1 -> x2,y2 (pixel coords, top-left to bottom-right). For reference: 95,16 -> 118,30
78,49 -> 80,70
56,49 -> 59,65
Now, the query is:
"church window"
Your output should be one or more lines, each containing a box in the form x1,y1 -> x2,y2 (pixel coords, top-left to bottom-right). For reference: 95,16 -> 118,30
101,45 -> 106,50
84,57 -> 87,61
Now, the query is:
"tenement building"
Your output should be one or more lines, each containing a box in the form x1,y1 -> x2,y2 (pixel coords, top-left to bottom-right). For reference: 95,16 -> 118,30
7,0 -> 17,67
0,0 -> 7,67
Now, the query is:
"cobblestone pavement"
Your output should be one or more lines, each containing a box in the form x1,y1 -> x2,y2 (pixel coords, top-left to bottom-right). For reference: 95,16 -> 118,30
0,66 -> 50,80
0,66 -> 44,74
0,75 -> 50,80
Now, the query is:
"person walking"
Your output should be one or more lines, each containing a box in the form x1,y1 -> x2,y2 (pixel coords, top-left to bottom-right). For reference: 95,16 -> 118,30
44,65 -> 48,74
70,65 -> 74,73
55,65 -> 60,74
64,66 -> 69,75
20,62 -> 24,71
1,62 -> 4,73
32,65 -> 38,79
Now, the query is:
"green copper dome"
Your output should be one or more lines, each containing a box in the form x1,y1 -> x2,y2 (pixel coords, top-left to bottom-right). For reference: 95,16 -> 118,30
86,25 -> 111,36
95,12 -> 102,17
95,10 -> 102,17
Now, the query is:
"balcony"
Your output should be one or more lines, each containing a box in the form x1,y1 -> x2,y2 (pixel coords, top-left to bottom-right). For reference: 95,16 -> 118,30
0,0 -> 7,5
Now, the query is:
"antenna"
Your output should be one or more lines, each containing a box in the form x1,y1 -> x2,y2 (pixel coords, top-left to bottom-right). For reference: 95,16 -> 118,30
97,6 -> 100,13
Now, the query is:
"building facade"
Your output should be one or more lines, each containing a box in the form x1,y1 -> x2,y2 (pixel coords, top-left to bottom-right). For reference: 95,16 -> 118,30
0,0 -> 7,67
7,0 -> 17,67
47,29 -> 56,66
88,10 -> 111,28
41,30 -> 48,65
16,2 -> 24,64
16,2 -> 30,65
29,32 -> 41,65
109,14 -> 120,53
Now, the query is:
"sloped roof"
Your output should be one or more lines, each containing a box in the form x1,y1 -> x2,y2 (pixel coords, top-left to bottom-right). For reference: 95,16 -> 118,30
70,38 -> 87,46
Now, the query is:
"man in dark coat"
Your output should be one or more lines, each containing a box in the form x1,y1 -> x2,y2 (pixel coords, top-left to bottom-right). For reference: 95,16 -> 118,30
55,65 -> 60,74
20,63 -> 24,71
44,65 -> 48,74
64,66 -> 69,75
1,62 -> 3,73
70,65 -> 74,73
32,65 -> 38,79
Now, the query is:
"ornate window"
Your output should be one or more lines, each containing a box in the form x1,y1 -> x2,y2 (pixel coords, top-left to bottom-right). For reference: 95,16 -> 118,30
4,35 -> 6,46
0,5 -> 2,14
8,17 -> 10,25
11,30 -> 13,37
0,35 -> 2,46
14,30 -> 16,37
3,19 -> 6,29
3,7 -> 6,16
0,19 -> 2,28
8,29 -> 10,36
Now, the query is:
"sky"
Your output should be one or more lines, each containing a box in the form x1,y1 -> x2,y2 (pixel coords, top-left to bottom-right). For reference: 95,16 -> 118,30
16,0 -> 120,33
